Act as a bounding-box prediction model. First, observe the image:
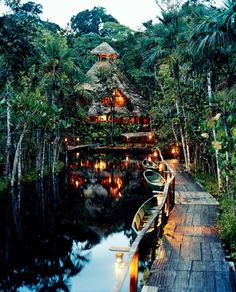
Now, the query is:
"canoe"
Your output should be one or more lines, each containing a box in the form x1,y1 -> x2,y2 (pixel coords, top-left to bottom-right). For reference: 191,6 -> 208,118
143,169 -> 166,192
142,159 -> 159,169
132,194 -> 163,235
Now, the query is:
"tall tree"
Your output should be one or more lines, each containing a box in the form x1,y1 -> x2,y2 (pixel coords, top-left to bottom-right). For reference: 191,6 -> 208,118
70,7 -> 118,36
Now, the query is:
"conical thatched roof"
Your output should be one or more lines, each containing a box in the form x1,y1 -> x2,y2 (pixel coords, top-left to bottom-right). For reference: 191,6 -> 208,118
85,43 -> 149,118
90,42 -> 119,57
85,61 -> 148,116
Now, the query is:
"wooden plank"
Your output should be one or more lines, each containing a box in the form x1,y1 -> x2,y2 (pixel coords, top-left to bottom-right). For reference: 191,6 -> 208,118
192,241 -> 202,261
172,270 -> 190,290
189,271 -> 204,290
143,160 -> 233,292
215,272 -> 233,292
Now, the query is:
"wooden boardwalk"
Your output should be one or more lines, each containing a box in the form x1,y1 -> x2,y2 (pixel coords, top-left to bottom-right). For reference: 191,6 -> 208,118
142,160 -> 235,292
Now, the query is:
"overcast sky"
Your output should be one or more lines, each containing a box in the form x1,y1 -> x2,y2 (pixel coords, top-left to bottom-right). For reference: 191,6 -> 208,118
0,0 -> 161,30
0,0 -> 224,30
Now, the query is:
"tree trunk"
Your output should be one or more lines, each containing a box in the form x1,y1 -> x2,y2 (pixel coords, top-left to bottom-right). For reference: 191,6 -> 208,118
11,127 -> 27,186
17,143 -> 22,185
175,99 -> 188,170
4,101 -> 11,177
36,129 -> 42,176
207,71 -> 222,190
40,136 -> 46,178
171,121 -> 178,144
182,105 -> 191,171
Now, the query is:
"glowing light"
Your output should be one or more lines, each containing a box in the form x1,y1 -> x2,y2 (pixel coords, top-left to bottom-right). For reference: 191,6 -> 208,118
75,180 -> 79,188
171,148 -> 176,154
148,133 -> 153,140
115,252 -> 124,275
64,137 -> 68,143
94,160 -> 106,171
76,152 -> 80,158
159,163 -> 163,172
125,155 -> 129,162
153,150 -> 158,157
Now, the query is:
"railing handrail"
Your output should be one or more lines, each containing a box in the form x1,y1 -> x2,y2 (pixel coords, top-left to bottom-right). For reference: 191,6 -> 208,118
112,159 -> 175,292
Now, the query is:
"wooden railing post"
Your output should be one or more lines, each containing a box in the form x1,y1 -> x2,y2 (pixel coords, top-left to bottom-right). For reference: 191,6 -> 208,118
130,251 -> 139,292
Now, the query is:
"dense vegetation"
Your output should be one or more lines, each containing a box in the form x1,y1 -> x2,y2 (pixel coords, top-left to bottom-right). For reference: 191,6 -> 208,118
0,0 -> 236,258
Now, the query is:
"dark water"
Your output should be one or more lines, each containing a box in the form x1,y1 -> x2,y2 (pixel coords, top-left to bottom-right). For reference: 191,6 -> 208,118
0,150 -> 155,292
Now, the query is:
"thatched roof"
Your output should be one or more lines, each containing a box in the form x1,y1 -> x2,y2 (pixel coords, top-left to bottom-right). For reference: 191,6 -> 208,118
85,42 -> 149,118
85,61 -> 148,116
90,42 -> 119,56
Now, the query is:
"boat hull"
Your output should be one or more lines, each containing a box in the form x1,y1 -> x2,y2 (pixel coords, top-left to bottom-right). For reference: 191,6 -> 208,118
143,169 -> 165,192
132,195 -> 162,235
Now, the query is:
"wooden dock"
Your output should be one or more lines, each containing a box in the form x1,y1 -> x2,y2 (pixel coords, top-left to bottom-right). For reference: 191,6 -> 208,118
142,160 -> 235,292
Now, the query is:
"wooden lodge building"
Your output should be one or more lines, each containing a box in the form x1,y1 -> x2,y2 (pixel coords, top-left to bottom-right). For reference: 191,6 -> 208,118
84,42 -> 150,128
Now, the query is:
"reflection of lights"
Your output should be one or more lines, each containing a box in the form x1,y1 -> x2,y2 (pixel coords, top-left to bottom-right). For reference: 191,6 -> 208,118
153,150 -> 158,157
69,173 -> 86,189
117,177 -> 122,189
148,133 -> 153,140
76,137 -> 80,144
102,175 -> 124,198
75,180 -> 79,188
64,137 -> 68,143
115,252 -> 124,275
125,155 -> 129,162
148,155 -> 152,161
76,152 -> 80,158
94,160 -> 106,171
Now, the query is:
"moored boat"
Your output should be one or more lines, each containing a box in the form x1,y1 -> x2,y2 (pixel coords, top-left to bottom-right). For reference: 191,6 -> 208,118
143,169 -> 166,192
142,159 -> 159,169
132,194 -> 163,235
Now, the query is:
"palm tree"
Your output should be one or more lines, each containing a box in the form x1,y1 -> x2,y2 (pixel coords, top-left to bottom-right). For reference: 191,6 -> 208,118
188,2 -> 236,190
140,7 -> 191,170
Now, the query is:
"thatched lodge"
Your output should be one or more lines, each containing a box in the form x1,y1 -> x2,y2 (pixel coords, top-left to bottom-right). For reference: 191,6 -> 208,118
84,42 -> 150,126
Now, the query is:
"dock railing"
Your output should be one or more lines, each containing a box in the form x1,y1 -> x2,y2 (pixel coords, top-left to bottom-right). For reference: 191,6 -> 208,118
112,160 -> 175,292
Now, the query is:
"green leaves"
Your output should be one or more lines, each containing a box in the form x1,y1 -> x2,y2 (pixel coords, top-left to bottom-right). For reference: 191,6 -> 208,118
232,127 -> 236,139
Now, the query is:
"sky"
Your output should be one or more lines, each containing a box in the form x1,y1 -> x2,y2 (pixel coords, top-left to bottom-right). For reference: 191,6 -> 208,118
0,0 -> 161,30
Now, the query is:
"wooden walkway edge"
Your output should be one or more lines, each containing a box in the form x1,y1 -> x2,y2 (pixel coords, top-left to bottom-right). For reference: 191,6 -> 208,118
142,160 -> 235,292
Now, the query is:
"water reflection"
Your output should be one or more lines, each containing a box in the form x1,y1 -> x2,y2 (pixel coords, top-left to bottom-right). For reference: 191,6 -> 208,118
0,151 -> 152,291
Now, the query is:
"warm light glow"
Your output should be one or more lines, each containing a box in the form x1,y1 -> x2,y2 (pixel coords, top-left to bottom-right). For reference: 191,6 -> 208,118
148,133 -> 153,140
159,163 -> 163,172
102,175 -> 124,198
64,137 -> 68,143
75,180 -> 79,188
171,148 -> 176,154
97,115 -> 107,122
69,172 -> 86,189
94,160 -> 106,171
76,152 -> 80,158
115,252 -> 124,275
125,155 -> 129,162
76,137 -> 80,142
153,150 -> 158,157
